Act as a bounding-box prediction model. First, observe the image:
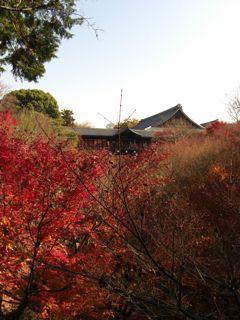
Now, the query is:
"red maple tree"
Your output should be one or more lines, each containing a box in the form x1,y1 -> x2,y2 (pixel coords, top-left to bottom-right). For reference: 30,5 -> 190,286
0,111 -> 114,319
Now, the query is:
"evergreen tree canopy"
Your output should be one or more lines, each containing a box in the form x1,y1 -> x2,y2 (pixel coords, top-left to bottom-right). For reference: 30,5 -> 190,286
7,89 -> 60,118
61,109 -> 75,126
0,1 -> 84,81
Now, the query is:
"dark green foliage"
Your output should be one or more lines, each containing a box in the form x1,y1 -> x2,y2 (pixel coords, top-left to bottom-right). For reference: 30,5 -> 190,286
8,89 -> 60,118
0,1 -> 83,81
61,109 -> 75,126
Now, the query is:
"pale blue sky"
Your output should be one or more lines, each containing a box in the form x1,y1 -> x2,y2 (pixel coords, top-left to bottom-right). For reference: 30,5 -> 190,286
2,0 -> 240,127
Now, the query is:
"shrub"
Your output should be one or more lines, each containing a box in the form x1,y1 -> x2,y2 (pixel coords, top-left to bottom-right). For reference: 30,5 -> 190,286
92,123 -> 240,319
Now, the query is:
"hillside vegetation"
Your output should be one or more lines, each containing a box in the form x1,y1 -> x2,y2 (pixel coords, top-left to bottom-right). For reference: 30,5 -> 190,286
0,111 -> 239,320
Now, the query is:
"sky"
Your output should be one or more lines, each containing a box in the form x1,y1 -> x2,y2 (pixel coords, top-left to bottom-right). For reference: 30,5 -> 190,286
2,0 -> 240,127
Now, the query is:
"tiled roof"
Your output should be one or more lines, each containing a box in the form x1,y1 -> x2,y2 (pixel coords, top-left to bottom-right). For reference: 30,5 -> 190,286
74,128 -> 117,137
75,105 -> 204,138
75,127 -> 155,138
133,104 -> 203,129
133,105 -> 181,129
200,120 -> 218,127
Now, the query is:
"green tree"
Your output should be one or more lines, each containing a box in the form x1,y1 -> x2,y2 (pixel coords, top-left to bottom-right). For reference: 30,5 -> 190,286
0,1 -> 84,81
5,89 -> 60,118
61,109 -> 75,126
106,118 -> 139,129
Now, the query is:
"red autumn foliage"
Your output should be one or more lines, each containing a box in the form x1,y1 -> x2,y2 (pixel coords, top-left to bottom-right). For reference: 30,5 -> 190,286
0,110 -> 240,320
205,120 -> 224,134
0,111 -> 115,319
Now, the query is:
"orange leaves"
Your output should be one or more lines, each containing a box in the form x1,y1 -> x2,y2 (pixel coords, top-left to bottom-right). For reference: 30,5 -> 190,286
209,164 -> 228,182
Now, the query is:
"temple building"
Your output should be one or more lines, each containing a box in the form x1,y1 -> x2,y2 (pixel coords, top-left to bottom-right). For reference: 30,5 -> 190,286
75,104 -> 212,153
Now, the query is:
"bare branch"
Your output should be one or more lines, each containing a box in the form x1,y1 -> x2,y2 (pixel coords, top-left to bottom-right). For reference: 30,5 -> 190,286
227,87 -> 240,122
